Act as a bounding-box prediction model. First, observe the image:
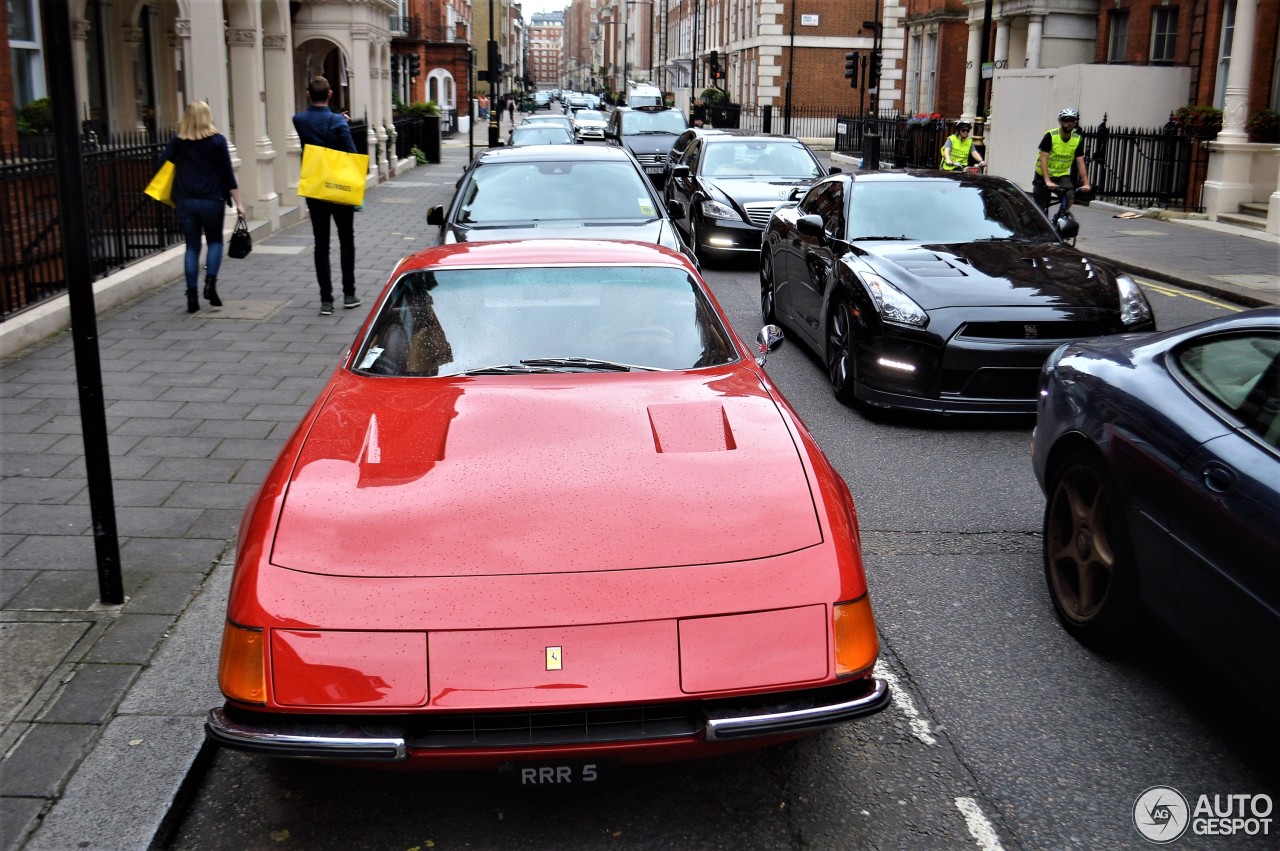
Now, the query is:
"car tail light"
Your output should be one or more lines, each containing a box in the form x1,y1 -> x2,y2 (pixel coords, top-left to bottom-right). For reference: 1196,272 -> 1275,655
833,596 -> 879,677
218,621 -> 267,704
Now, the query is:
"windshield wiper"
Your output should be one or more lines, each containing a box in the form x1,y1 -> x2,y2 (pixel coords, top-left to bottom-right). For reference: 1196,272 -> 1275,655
848,235 -> 913,241
520,357 -> 662,372
456,363 -> 561,375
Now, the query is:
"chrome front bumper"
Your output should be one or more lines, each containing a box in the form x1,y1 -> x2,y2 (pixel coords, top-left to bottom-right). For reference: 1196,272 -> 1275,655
206,677 -> 889,761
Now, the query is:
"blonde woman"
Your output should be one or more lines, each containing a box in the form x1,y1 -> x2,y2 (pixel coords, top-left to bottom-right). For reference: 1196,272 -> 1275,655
159,102 -> 246,312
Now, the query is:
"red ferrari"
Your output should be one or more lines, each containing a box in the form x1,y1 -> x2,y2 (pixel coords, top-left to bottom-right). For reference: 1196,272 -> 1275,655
207,239 -> 889,781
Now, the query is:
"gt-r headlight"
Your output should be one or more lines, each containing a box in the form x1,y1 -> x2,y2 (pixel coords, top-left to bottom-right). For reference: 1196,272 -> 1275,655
860,273 -> 928,328
699,199 -> 741,222
1115,273 -> 1153,327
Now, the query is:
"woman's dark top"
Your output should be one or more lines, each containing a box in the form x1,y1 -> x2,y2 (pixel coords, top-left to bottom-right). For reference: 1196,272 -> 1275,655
160,134 -> 238,204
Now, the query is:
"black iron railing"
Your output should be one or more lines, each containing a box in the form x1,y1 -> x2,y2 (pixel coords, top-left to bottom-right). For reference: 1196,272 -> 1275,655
1,130 -> 181,321
1081,114 -> 1208,211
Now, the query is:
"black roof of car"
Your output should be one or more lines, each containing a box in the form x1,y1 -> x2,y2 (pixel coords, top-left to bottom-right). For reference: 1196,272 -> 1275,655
694,129 -> 808,144
474,145 -> 639,164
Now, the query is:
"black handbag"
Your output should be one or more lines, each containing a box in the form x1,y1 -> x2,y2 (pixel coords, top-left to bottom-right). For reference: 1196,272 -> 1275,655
227,215 -> 252,259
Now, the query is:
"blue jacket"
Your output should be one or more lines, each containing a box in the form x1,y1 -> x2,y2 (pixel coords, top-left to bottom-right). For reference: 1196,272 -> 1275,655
160,134 -> 237,204
292,105 -> 357,153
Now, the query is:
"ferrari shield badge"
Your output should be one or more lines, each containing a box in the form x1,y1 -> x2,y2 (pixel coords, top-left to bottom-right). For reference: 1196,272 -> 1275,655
546,646 -> 563,671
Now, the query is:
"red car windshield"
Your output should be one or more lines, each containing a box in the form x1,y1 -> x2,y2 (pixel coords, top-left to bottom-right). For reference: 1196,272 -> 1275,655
354,265 -> 740,376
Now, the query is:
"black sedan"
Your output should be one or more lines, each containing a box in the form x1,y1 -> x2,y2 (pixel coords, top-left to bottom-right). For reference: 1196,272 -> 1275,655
667,131 -> 833,263
761,171 -> 1156,414
1032,308 -> 1279,715
425,145 -> 691,262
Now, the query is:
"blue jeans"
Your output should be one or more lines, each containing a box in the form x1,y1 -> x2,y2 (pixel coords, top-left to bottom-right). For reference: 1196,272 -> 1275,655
176,198 -> 226,289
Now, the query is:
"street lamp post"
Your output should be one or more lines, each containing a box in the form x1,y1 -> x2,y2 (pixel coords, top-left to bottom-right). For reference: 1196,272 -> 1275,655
488,0 -> 500,147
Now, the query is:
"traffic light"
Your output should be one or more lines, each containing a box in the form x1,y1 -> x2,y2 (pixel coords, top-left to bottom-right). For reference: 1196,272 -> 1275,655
408,52 -> 421,78
390,54 -> 401,75
844,52 -> 858,88
709,50 -> 722,80
867,51 -> 881,89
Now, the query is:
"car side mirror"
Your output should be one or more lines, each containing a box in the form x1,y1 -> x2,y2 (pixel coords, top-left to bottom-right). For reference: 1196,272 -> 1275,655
828,166 -> 842,175
666,199 -> 685,219
755,324 -> 785,366
671,164 -> 691,180
426,206 -> 445,226
787,187 -> 804,201
796,214 -> 826,238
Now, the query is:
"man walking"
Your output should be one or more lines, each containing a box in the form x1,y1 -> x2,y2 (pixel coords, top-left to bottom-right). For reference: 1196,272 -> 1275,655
293,76 -> 361,315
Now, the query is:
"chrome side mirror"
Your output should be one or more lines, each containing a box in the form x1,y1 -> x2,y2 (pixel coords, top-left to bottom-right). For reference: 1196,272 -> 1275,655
755,324 -> 785,366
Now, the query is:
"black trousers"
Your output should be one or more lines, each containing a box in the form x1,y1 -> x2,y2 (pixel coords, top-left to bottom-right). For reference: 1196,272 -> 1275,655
306,198 -> 356,302
1032,174 -> 1078,213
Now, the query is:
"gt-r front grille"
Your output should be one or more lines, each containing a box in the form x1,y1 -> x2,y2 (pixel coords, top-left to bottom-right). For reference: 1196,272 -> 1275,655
945,367 -> 1042,399
956,320 -> 1107,341
743,202 -> 782,227
633,153 -> 664,166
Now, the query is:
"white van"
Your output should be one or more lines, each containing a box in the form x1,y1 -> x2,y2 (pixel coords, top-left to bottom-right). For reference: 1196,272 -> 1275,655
626,84 -> 664,108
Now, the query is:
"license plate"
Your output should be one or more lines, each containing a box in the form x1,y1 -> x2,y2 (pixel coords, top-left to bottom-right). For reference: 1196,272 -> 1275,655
645,166 -> 664,175
501,760 -> 608,786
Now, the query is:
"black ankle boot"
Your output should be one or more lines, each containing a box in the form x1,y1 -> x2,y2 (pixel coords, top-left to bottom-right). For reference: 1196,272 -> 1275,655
203,275 -> 222,306
187,289 -> 199,313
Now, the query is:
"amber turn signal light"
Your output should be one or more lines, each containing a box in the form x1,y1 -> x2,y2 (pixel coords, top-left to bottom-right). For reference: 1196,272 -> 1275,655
833,596 -> 879,678
218,621 -> 267,704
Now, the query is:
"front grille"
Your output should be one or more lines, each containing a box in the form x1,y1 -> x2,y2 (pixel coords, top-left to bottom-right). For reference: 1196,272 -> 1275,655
945,366 -> 1042,399
743,202 -> 781,227
634,152 -> 664,166
406,705 -> 700,748
956,320 -> 1106,341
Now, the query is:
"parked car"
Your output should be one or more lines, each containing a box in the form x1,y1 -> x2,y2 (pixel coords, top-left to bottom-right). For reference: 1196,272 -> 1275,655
508,124 -> 577,146
516,113 -> 574,136
425,145 -> 692,263
666,130 -> 834,263
605,105 -> 689,190
207,239 -> 891,775
572,109 -> 608,141
761,170 -> 1156,414
1032,308 -> 1280,715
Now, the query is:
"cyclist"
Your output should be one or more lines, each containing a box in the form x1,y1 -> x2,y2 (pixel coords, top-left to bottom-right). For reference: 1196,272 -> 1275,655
1033,107 -> 1091,212
940,120 -> 986,172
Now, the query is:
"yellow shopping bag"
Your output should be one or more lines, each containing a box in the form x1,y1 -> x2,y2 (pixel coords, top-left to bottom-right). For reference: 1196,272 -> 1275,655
144,161 -> 175,207
298,145 -> 369,206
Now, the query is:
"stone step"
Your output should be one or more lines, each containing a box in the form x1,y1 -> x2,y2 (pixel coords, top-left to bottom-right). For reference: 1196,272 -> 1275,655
1217,211 -> 1268,231
1240,201 -> 1269,216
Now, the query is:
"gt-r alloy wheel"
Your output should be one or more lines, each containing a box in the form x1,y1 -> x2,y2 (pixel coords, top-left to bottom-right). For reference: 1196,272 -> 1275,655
1042,450 -> 1137,646
825,298 -> 858,404
760,249 -> 777,323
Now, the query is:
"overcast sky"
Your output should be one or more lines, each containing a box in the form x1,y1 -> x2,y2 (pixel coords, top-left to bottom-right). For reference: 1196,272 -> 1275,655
523,0 -> 570,17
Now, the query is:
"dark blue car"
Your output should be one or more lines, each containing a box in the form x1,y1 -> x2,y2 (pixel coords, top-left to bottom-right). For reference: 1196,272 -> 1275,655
1032,307 -> 1279,714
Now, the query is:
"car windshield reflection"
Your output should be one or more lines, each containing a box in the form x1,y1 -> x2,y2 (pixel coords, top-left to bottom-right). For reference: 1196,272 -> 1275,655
353,265 -> 740,376
848,180 -> 1059,243
702,141 -> 822,179
457,161 -> 661,224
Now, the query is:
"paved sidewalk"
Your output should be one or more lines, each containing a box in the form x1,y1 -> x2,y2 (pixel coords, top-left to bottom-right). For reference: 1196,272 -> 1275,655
1,122 -> 1277,851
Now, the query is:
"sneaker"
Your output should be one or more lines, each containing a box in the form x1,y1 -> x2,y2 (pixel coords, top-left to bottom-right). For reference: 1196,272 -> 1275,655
343,295 -> 363,309
320,301 -> 334,315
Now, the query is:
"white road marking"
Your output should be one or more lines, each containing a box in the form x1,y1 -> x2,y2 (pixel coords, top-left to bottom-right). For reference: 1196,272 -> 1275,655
955,797 -> 1006,851
873,660 -> 937,746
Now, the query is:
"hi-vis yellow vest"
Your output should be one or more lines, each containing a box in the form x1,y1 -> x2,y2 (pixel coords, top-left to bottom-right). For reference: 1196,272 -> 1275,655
1036,129 -> 1082,178
941,134 -> 973,170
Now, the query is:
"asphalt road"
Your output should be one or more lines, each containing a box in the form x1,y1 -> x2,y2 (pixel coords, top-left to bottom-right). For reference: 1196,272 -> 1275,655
162,261 -> 1279,850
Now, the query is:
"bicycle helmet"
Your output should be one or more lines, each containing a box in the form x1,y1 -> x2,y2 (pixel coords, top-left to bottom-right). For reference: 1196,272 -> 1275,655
1058,107 -> 1080,122
955,120 -> 972,130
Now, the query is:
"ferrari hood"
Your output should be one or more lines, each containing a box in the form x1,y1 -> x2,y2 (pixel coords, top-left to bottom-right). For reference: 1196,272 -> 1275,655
271,370 -> 823,578
865,240 -> 1121,311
